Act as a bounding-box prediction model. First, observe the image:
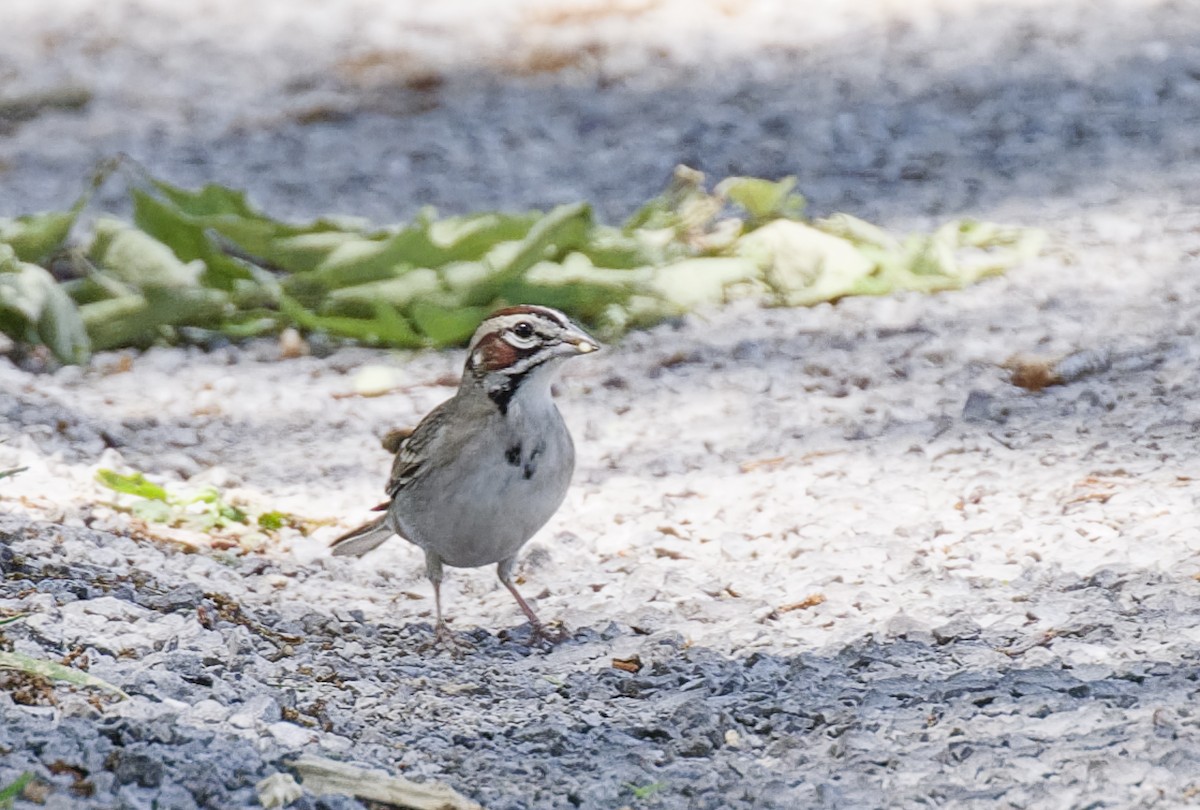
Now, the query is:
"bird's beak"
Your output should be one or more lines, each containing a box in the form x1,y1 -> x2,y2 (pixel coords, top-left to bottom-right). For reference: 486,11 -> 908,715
564,327 -> 602,355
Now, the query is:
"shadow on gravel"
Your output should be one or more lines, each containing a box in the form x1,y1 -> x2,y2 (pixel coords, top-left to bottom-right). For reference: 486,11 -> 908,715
63,2 -> 1200,227
4,517 -> 1200,809
5,3 -> 1199,227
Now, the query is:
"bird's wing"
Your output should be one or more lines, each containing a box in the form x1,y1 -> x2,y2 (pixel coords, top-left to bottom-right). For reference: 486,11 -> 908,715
385,398 -> 455,498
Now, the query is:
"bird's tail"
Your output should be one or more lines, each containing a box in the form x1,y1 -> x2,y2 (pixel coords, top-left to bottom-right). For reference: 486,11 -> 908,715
329,515 -> 393,557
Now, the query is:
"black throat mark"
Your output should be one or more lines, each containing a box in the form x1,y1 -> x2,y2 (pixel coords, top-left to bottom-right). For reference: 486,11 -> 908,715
486,369 -> 530,416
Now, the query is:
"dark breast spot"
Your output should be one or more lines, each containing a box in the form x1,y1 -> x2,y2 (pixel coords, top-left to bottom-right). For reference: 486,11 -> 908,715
522,441 -> 545,480
505,444 -> 522,467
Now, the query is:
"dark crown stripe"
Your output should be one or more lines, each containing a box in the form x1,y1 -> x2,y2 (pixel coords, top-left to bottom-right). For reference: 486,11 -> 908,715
487,304 -> 569,328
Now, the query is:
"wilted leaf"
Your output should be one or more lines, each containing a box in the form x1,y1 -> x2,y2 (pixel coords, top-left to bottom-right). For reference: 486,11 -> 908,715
131,499 -> 173,523
0,253 -> 90,363
0,651 -> 129,699
648,257 -> 763,310
90,217 -> 203,289
256,772 -> 304,809
737,219 -> 875,306
813,213 -> 901,251
0,162 -> 1044,359
287,755 -> 482,810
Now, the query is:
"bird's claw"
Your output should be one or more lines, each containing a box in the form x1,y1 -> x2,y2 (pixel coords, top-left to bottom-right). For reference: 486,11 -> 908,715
529,621 -> 570,646
432,621 -> 470,655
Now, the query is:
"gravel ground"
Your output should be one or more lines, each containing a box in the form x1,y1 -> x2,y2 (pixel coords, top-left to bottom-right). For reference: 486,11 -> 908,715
3,0 -> 1200,808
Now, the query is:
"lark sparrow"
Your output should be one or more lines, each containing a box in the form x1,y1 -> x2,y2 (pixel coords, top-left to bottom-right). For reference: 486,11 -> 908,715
330,305 -> 600,644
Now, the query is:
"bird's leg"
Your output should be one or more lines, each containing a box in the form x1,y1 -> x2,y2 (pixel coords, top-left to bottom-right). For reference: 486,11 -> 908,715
497,557 -> 567,644
425,552 -> 461,649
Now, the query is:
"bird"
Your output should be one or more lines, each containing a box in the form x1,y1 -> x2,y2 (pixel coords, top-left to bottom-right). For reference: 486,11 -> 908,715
330,304 -> 600,645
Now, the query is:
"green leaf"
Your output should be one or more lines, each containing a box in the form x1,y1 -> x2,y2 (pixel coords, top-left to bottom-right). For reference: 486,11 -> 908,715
0,651 -> 129,699
0,772 -> 33,808
151,178 -> 261,219
0,163 -> 103,265
573,226 -> 658,269
307,236 -> 414,289
306,213 -> 535,292
426,211 -> 540,260
622,165 -> 710,233
131,191 -> 256,290
96,469 -> 169,501
408,300 -> 487,345
716,175 -> 805,222
219,502 -> 249,524
279,294 -> 425,348
324,268 -> 441,310
131,499 -> 173,523
0,614 -> 26,626
89,217 -> 204,289
625,781 -> 667,801
35,274 -> 91,364
0,257 -> 91,364
143,177 -> 369,268
0,210 -> 76,264
267,231 -> 368,274
506,253 -> 644,321
80,286 -> 230,351
257,511 -> 287,530
0,467 -> 28,482
464,203 -> 592,305
0,165 -> 1046,358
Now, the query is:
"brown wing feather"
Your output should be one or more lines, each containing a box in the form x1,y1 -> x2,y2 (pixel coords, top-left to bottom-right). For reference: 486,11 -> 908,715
384,399 -> 454,498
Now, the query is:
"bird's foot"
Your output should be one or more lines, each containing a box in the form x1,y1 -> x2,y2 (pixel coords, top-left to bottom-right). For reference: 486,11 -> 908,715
528,620 -> 570,647
431,621 -> 470,655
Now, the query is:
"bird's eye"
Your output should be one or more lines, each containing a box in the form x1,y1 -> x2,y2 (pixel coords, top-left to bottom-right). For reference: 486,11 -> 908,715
512,322 -> 535,339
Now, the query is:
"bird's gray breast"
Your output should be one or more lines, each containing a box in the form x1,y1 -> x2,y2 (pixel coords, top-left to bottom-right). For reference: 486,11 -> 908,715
504,438 -> 548,481
390,403 -> 574,569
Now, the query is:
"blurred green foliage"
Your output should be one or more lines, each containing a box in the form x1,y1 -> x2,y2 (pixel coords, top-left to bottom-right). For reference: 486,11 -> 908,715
0,772 -> 33,808
0,162 -> 1044,364
95,468 -> 311,545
